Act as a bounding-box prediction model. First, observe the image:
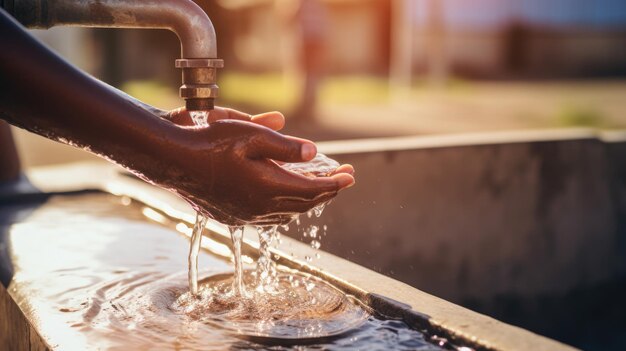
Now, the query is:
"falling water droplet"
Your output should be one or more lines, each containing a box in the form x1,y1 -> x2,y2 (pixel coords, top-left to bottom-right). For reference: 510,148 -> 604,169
310,240 -> 321,250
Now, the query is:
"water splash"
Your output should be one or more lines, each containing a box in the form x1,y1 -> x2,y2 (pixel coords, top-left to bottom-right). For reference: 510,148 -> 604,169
172,270 -> 370,340
281,153 -> 340,178
190,110 -> 210,127
313,203 -> 326,217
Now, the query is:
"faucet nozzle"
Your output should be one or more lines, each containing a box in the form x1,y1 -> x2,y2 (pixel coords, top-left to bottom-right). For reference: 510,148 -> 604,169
176,58 -> 223,112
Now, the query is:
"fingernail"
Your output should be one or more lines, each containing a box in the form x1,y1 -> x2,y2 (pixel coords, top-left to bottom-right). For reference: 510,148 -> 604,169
301,143 -> 316,160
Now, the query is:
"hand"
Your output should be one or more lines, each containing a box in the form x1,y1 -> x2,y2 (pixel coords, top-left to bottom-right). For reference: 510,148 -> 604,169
159,109 -> 354,226
166,106 -> 354,175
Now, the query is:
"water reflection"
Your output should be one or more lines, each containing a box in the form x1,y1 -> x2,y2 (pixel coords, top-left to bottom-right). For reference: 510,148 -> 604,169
4,194 -> 448,350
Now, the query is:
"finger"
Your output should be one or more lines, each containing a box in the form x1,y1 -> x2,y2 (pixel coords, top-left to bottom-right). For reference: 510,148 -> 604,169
215,109 -> 283,130
248,130 -> 317,163
208,107 -> 252,123
331,164 -> 354,176
256,160 -> 355,200
329,172 -> 355,190
168,107 -> 286,132
271,192 -> 338,214
251,111 -> 285,131
250,214 -> 297,226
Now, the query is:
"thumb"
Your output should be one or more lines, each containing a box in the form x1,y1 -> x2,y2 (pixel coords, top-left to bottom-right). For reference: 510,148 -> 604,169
248,130 -> 317,162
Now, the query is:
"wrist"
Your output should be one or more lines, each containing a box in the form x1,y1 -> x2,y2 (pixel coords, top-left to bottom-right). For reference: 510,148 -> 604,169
144,121 -> 203,173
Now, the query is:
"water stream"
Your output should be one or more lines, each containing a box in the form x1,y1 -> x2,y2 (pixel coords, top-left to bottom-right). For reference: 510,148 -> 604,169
256,225 -> 279,292
227,225 -> 247,297
188,110 -> 252,301
188,213 -> 208,295
187,111 -> 211,296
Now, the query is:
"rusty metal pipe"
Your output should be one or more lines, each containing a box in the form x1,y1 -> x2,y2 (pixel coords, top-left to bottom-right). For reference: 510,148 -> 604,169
2,0 -> 222,110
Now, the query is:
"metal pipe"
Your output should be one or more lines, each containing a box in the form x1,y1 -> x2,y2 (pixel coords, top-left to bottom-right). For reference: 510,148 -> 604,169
2,0 -> 222,110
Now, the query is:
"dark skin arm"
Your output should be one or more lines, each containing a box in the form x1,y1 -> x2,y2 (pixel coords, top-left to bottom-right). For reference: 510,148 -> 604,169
0,10 -> 354,225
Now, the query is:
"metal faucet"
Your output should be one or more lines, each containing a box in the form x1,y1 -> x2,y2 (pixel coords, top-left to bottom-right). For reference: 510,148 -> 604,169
1,0 -> 222,111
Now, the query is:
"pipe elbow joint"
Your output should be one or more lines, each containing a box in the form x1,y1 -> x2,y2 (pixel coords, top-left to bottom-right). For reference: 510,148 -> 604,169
2,0 -> 223,111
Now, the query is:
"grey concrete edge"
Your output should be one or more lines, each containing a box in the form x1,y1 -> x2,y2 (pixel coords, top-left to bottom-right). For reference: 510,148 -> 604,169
317,128 -> 626,155
24,161 -> 578,351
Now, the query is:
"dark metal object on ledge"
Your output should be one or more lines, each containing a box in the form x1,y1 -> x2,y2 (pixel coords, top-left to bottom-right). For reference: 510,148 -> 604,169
0,121 -> 20,183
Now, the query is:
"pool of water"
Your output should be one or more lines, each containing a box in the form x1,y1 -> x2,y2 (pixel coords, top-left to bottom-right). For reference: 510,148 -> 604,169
0,193 -> 460,350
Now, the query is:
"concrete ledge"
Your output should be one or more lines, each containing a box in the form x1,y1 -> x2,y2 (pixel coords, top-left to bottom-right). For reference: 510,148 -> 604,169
319,128 -> 626,155
0,284 -> 48,351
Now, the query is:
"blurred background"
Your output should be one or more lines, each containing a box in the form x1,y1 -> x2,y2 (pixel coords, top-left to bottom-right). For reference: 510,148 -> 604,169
12,0 -> 626,167
7,1 -> 626,349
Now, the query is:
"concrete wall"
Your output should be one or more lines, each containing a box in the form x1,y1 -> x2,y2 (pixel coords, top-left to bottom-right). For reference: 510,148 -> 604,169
304,131 -> 626,346
303,131 -> 626,308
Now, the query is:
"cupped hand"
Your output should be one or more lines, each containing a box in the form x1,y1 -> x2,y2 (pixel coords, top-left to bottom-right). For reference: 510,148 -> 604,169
161,109 -> 354,226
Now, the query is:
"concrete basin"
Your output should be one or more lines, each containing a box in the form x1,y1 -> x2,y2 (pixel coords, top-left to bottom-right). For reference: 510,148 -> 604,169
0,160 -> 575,350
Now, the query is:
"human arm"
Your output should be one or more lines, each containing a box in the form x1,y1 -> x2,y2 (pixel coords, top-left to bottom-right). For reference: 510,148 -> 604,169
0,10 -> 354,225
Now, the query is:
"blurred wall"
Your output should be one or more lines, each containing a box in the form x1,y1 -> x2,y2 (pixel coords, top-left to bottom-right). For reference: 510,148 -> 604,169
220,0 -> 390,74
215,0 -> 626,78
22,1 -> 626,86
